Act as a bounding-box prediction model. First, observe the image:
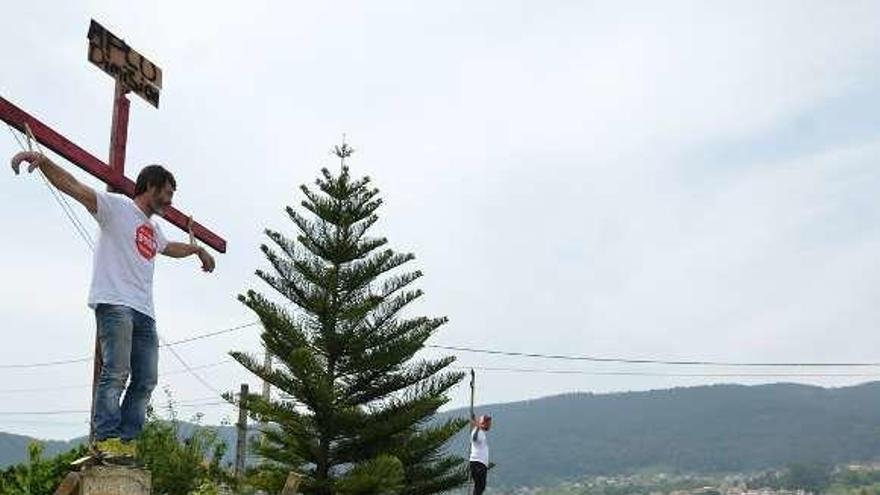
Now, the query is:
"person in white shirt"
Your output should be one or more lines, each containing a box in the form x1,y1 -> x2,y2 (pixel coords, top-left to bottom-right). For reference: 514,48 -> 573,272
470,413 -> 492,495
11,151 -> 215,458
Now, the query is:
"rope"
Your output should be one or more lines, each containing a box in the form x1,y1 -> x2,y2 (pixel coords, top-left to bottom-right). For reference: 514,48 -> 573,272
8,125 -> 95,250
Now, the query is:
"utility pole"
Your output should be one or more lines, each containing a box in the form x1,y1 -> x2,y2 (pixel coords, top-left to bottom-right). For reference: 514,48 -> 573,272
235,383 -> 249,481
261,347 -> 271,449
262,347 -> 272,406
469,369 -> 475,420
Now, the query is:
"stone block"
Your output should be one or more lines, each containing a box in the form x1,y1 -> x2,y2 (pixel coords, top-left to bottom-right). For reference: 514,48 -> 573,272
79,466 -> 151,495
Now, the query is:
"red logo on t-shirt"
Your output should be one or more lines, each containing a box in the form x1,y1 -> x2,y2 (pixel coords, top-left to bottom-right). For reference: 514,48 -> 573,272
136,224 -> 157,260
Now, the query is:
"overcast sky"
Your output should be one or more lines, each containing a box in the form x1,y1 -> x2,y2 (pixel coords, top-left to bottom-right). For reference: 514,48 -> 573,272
2,1 -> 880,441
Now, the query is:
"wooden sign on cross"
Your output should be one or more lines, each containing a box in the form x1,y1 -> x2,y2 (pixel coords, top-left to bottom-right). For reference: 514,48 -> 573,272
87,20 -> 162,109
1,20 -> 227,442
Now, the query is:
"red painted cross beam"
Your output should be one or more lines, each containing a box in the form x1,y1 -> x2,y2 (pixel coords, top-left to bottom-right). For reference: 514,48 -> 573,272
0,20 -> 226,253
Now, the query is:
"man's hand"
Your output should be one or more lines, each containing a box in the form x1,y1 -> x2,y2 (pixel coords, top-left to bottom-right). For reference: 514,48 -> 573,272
10,151 -> 48,175
197,247 -> 216,273
162,242 -> 216,272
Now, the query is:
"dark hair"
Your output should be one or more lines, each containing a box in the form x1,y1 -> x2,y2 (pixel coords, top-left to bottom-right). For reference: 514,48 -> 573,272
135,165 -> 176,196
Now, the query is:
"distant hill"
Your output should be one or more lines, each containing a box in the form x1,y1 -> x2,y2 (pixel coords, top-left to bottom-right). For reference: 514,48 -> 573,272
440,381 -> 880,487
0,431 -> 85,468
6,382 -> 880,488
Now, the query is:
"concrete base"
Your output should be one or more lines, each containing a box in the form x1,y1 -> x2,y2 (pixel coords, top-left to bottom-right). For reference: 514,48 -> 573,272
79,466 -> 151,495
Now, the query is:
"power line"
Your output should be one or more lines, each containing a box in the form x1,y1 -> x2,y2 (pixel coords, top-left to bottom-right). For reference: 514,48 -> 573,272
452,365 -> 880,378
160,359 -> 232,378
430,344 -> 880,368
0,419 -> 90,426
0,356 -> 92,369
173,395 -> 229,405
162,322 -> 261,346
6,319 -> 880,371
10,360 -> 868,399
0,322 -> 258,369
161,335 -> 223,396
0,360 -> 234,394
0,409 -> 91,417
0,400 -> 233,417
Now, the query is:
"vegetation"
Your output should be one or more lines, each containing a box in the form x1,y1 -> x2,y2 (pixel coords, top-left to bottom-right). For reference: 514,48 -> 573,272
0,401 -> 234,495
138,403 -> 233,495
0,442 -> 87,495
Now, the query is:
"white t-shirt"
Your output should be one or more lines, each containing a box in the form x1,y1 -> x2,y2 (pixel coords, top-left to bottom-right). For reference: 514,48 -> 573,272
87,192 -> 168,319
470,428 -> 489,466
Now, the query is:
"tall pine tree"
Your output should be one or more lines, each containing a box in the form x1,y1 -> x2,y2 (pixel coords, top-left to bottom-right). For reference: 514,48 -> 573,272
232,143 -> 468,495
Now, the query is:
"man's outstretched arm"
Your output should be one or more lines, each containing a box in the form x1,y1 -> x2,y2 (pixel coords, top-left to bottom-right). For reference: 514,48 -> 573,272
162,242 -> 216,272
10,151 -> 97,214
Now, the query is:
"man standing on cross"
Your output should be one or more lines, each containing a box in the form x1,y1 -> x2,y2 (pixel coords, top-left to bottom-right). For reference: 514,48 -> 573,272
10,150 -> 215,459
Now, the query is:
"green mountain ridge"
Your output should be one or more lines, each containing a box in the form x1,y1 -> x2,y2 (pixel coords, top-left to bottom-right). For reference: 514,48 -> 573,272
5,381 -> 880,488
440,381 -> 880,487
0,431 -> 82,467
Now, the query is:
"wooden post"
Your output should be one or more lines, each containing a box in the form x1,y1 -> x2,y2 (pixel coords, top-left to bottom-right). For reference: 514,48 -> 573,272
262,349 -> 271,407
468,369 -> 475,488
89,334 -> 101,444
469,369 -> 475,420
281,472 -> 303,495
53,472 -> 81,495
108,80 -> 130,178
261,347 -> 271,449
235,383 -> 249,480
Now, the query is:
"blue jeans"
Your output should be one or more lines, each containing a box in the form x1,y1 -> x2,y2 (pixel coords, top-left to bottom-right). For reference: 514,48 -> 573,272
93,304 -> 158,441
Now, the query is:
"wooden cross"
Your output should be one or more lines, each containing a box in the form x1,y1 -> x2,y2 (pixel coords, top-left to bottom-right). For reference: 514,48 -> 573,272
1,20 -> 227,440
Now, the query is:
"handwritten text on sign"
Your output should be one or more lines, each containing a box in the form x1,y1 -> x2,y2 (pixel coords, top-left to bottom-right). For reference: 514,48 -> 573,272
87,20 -> 163,108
